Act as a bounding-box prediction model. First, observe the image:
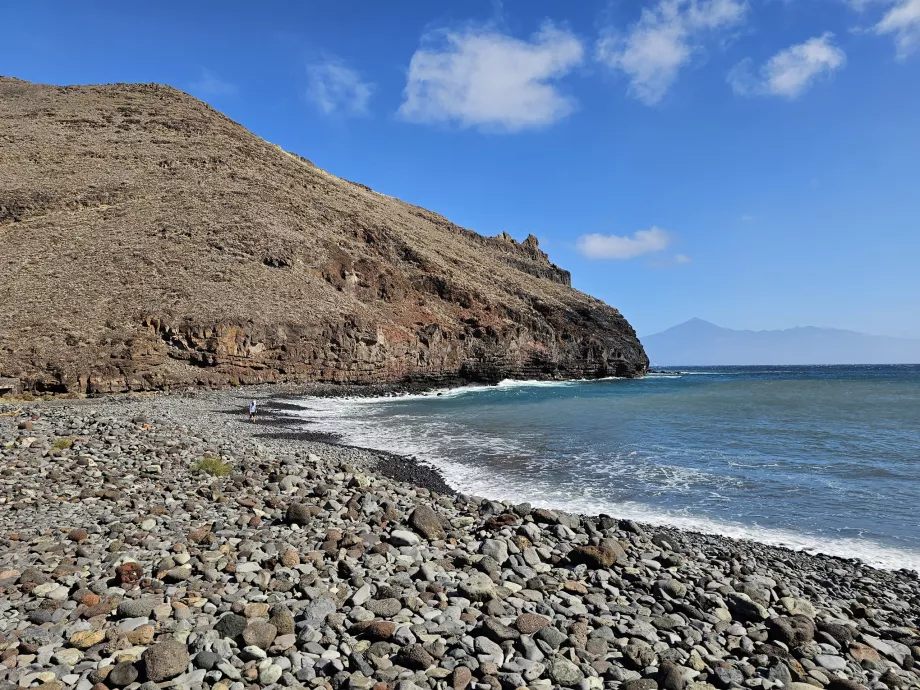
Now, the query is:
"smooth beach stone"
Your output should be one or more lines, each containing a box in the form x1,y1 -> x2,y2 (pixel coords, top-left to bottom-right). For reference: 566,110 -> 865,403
0,378 -> 917,690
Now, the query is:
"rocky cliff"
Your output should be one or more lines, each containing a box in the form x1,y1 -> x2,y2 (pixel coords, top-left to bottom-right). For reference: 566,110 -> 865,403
0,77 -> 648,394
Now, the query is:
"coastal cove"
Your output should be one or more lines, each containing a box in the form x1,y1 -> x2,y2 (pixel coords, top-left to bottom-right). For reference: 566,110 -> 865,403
2,3 -> 919,688
276,366 -> 920,573
2,387 -> 919,690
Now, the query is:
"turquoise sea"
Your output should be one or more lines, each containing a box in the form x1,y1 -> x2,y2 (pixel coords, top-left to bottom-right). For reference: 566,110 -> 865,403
290,365 -> 920,571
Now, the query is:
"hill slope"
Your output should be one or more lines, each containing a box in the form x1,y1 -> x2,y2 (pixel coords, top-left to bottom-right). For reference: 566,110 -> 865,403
643,318 -> 920,365
0,77 -> 647,394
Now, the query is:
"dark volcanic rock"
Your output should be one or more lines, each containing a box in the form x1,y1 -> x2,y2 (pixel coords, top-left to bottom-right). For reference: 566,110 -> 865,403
269,604 -> 294,636
215,613 -> 248,639
567,539 -> 627,568
107,662 -> 138,687
657,661 -> 689,690
481,617 -> 519,641
408,505 -> 446,540
767,615 -> 815,647
285,502 -> 315,526
727,592 -> 769,622
194,651 -> 219,671
397,644 -> 435,670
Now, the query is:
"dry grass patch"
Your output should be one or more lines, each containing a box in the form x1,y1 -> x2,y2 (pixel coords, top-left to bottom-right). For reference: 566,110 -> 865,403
193,455 -> 232,477
52,437 -> 74,450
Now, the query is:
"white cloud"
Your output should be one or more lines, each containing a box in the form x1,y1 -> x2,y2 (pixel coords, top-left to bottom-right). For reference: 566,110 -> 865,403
307,59 -> 374,116
842,0 -> 920,57
596,0 -> 748,105
843,0 -> 881,9
728,33 -> 846,98
398,22 -> 584,131
190,69 -> 237,97
674,253 -> 693,263
576,227 -> 672,259
876,0 -> 920,57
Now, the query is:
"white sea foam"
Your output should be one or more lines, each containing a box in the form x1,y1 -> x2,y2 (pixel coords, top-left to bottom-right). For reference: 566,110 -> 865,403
432,455 -> 920,572
294,377 -> 620,407
285,383 -> 920,573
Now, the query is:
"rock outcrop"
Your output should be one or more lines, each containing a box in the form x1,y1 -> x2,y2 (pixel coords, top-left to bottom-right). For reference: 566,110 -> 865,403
0,77 -> 648,393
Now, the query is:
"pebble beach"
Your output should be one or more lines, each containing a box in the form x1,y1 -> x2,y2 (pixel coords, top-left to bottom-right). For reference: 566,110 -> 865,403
1,388 -> 918,690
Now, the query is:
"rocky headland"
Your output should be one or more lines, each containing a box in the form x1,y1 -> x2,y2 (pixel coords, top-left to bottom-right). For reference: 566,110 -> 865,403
0,77 -> 647,395
1,390 -> 918,690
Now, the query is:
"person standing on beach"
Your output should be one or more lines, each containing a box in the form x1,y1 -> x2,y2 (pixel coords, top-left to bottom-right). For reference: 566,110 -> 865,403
248,399 -> 257,422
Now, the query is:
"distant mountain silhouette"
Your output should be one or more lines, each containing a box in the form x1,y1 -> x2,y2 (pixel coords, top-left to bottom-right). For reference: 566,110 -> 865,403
642,318 -> 920,365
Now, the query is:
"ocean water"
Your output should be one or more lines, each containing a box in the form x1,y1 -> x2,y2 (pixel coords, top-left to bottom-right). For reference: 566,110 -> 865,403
287,365 -> 920,571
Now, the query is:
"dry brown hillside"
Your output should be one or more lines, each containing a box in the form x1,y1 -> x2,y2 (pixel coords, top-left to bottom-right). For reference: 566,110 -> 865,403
0,77 -> 647,394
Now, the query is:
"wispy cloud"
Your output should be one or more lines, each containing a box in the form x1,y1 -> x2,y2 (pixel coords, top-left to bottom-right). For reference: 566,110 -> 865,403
596,0 -> 748,105
649,253 -> 693,268
843,0 -> 920,57
876,0 -> 920,57
307,58 -> 374,116
190,69 -> 238,97
576,227 -> 672,259
398,22 -> 584,132
728,33 -> 846,98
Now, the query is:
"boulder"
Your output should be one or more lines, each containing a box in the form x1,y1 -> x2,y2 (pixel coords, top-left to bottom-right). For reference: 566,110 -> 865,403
727,592 -> 769,622
515,613 -> 550,635
408,505 -> 445,540
285,502 -> 314,525
567,539 -> 626,568
142,640 -> 189,682
546,656 -> 585,686
459,573 -> 496,601
767,615 -> 815,647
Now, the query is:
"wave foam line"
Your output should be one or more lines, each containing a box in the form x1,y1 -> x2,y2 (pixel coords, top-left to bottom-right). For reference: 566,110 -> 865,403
286,395 -> 920,573
411,451 -> 920,572
289,377 -> 623,407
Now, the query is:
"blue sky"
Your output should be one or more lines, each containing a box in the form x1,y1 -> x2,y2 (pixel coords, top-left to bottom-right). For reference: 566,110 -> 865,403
3,0 -> 919,337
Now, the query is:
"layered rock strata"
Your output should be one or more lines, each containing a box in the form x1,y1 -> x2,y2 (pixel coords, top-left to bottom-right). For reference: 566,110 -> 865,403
0,77 -> 647,393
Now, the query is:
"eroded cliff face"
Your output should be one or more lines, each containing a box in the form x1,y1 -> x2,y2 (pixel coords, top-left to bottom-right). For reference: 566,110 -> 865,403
0,77 -> 648,394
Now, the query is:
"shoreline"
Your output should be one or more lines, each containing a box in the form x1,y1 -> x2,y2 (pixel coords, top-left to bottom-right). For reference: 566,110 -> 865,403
258,386 -> 920,576
1,386 -> 918,690
256,400 -> 456,499
16,382 -> 920,577
15,382 -> 920,576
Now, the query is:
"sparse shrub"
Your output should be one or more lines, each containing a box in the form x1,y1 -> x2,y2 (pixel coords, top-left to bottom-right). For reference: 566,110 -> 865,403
193,455 -> 232,477
52,437 -> 74,450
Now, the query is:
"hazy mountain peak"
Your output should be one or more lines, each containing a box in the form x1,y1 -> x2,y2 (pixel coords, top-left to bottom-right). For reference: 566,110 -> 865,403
673,317 -> 720,329
643,320 -> 920,366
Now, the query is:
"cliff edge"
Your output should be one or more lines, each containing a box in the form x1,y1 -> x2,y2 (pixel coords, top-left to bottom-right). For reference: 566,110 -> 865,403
0,77 -> 648,393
